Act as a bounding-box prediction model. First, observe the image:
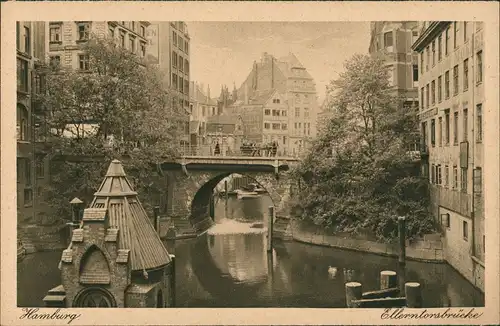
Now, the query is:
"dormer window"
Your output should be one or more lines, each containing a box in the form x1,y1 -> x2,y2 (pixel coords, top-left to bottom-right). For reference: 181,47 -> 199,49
272,99 -> 280,104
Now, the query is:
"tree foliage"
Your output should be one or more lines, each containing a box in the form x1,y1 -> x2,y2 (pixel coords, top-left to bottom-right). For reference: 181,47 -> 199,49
292,54 -> 435,241
36,35 -> 185,220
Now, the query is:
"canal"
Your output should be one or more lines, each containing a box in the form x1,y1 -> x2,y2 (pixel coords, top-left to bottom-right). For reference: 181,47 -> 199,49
17,195 -> 484,308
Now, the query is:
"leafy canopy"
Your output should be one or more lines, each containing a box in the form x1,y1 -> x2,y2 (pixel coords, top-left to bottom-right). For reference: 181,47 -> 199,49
292,54 -> 435,241
36,35 -> 185,220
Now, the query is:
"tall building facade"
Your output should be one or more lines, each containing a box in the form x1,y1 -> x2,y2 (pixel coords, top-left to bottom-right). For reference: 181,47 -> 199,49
146,22 -> 191,145
188,81 -> 218,147
16,21 -> 47,225
368,21 -> 420,108
412,21 -> 485,292
232,52 -> 319,156
47,21 -> 150,70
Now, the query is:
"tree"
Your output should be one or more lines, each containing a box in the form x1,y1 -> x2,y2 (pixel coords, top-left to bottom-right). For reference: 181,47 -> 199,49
35,35 -> 185,221
292,54 -> 435,241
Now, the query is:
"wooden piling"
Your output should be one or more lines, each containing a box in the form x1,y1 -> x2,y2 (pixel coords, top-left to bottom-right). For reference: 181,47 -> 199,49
380,270 -> 397,290
169,254 -> 176,307
224,180 -> 228,200
267,206 -> 274,252
405,282 -> 422,308
345,282 -> 362,308
398,216 -> 406,265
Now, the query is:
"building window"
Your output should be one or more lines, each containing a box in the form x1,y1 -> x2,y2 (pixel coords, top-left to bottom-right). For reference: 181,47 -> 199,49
445,110 -> 450,145
420,53 -> 424,75
413,65 -> 418,82
79,54 -> 89,71
445,26 -> 450,55
184,80 -> 189,95
425,84 -> 429,108
431,164 -> 435,184
463,108 -> 468,141
172,73 -> 177,89
304,108 -> 310,118
453,65 -> 459,95
281,110 -> 287,116
173,31 -> 177,46
295,107 -> 300,117
129,37 -> 135,52
264,109 -> 270,115
444,165 -> 449,187
49,25 -> 61,43
24,26 -> 30,54
430,119 -> 435,147
120,33 -> 125,47
463,21 -> 468,42
453,166 -> 458,188
282,123 -> 288,130
425,46 -> 429,71
24,188 -> 33,207
463,59 -> 469,91
438,117 -> 443,146
438,76 -> 442,102
431,40 -> 436,66
437,164 -> 442,185
77,23 -> 90,41
184,59 -> 189,73
453,22 -> 458,49
384,31 -> 393,47
445,71 -> 450,99
476,51 -> 483,83
131,22 -> 136,31
453,111 -> 459,145
463,220 -> 468,241
17,58 -> 29,92
179,76 -> 183,92
17,105 -> 29,141
172,51 -> 178,68
141,25 -> 146,37
184,40 -> 189,54
438,34 -> 442,61
476,104 -> 482,142
264,123 -> 270,129
431,80 -> 435,105
179,58 -> 184,72
16,22 -> 20,50
140,42 -> 146,57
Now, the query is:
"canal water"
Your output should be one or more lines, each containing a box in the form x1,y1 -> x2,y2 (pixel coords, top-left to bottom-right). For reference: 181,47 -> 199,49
17,195 -> 484,308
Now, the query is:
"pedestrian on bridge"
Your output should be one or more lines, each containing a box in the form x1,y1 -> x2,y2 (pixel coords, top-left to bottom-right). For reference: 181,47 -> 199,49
214,142 -> 221,156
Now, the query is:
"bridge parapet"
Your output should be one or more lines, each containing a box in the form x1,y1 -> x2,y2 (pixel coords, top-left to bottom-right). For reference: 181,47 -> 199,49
180,155 -> 300,167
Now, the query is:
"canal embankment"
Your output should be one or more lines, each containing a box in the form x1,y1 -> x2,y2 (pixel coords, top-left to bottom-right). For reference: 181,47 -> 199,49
275,219 -> 445,263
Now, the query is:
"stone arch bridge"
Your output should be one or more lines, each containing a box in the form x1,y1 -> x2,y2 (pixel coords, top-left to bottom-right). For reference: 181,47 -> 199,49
159,156 -> 299,234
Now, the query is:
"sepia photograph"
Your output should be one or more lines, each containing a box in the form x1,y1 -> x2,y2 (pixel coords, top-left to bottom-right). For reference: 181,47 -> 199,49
2,1 -> 499,325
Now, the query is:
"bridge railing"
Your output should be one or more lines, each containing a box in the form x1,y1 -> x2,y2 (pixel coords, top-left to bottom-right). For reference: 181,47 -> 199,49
179,144 -> 304,159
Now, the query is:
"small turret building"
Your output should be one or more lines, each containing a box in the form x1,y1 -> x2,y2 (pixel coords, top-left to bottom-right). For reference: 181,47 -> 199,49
44,160 -> 173,308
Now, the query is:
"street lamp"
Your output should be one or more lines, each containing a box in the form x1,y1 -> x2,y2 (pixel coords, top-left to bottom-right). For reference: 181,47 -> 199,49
69,197 -> 84,225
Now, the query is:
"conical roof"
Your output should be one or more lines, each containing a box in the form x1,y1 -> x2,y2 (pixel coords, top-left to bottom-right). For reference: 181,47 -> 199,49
89,159 -> 171,271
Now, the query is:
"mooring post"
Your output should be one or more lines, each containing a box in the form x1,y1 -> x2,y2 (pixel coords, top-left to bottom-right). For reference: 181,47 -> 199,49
345,282 -> 362,308
405,282 -> 422,308
153,206 -> 160,233
224,180 -> 228,201
169,254 -> 176,307
398,216 -> 406,266
267,206 -> 274,252
380,270 -> 397,290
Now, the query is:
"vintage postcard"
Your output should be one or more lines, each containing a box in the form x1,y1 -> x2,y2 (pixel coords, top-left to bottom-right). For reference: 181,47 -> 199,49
1,1 -> 499,325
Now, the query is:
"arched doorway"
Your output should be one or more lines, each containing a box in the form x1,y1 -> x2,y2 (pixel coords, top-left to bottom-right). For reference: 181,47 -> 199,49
73,287 -> 116,308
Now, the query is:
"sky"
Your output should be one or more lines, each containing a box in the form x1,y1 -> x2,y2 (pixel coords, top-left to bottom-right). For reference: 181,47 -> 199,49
187,22 -> 371,102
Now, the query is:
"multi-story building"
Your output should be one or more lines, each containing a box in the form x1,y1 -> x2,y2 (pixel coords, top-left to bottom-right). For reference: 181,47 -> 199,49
232,52 -> 319,156
146,21 -> 191,145
188,81 -> 218,148
412,21 -> 485,292
368,21 -> 420,108
16,22 -> 47,225
47,21 -> 150,70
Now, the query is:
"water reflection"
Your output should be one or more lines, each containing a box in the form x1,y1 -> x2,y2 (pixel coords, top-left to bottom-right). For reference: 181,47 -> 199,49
17,195 -> 484,308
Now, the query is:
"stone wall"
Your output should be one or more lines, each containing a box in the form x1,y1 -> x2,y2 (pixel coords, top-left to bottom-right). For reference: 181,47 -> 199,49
289,220 -> 445,263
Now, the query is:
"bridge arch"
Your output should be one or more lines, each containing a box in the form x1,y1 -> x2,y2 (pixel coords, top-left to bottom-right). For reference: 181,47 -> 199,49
189,172 -> 284,229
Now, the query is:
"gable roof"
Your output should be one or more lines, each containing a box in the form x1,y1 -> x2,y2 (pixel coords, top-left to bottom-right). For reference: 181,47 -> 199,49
88,160 -> 171,271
